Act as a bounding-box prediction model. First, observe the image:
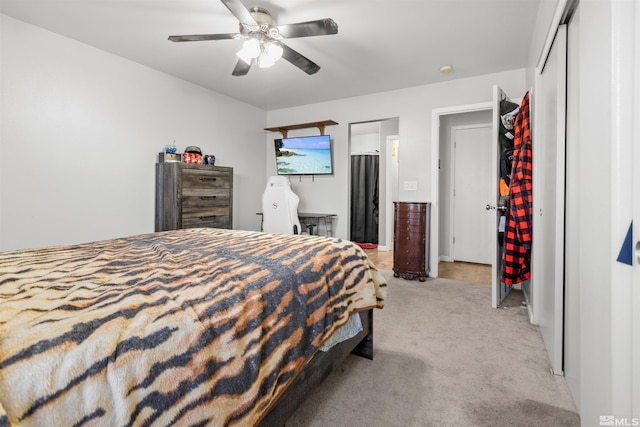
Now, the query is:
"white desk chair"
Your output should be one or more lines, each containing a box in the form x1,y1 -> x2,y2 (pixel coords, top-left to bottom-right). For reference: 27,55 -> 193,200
261,176 -> 302,234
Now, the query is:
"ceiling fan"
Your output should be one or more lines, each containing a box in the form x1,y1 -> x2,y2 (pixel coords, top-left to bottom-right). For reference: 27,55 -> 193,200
168,0 -> 338,76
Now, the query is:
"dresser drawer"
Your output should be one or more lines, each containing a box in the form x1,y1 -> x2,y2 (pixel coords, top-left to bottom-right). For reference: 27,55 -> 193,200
396,225 -> 425,238
397,257 -> 425,269
395,252 -> 425,264
182,217 -> 231,229
182,188 -> 231,208
396,217 -> 426,228
396,205 -> 427,216
182,206 -> 231,229
182,169 -> 231,189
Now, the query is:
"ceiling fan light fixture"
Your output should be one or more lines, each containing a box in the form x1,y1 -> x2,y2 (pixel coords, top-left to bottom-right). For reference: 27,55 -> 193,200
264,42 -> 283,61
240,39 -> 283,68
236,38 -> 261,64
258,53 -> 276,68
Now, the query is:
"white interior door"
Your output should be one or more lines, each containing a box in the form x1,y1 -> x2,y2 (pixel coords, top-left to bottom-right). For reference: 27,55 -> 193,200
452,125 -> 493,264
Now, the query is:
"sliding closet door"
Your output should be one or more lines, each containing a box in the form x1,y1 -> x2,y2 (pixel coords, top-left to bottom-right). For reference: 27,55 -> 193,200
564,8 -> 581,407
532,25 -> 567,375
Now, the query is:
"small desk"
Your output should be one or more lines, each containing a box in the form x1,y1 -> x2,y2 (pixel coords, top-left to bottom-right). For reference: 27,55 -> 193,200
257,212 -> 337,236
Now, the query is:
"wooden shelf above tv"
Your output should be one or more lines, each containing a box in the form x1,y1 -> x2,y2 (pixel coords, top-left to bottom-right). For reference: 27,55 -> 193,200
264,120 -> 338,138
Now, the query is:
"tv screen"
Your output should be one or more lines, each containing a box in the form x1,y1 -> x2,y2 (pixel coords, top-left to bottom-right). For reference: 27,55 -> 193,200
274,135 -> 333,175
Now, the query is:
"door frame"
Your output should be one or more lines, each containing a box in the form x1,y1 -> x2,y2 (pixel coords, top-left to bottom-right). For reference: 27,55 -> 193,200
430,102 -> 492,278
348,118 -> 399,250
449,123 -> 493,264
385,134 -> 399,252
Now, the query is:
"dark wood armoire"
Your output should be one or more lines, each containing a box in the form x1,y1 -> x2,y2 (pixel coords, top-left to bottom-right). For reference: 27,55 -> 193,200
393,202 -> 431,281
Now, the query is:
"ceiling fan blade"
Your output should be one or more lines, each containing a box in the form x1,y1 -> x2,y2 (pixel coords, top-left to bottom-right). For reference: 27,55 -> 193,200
169,33 -> 239,42
232,58 -> 252,76
278,18 -> 338,38
220,0 -> 257,25
281,44 -> 320,75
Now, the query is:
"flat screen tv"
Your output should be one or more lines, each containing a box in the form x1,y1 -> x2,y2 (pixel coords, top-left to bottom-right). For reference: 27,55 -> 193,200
274,135 -> 333,175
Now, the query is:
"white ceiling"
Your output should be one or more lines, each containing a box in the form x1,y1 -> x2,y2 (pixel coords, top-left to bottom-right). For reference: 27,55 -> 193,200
0,0 -> 541,110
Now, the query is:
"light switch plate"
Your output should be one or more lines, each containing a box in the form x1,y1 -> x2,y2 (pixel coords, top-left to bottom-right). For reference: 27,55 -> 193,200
403,181 -> 418,191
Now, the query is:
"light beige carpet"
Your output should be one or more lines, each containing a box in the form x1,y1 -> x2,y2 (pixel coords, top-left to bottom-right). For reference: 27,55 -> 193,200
285,271 -> 580,427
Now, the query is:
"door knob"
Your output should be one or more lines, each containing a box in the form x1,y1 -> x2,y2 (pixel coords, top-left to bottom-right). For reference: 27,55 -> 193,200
486,204 -> 507,211
636,241 -> 640,264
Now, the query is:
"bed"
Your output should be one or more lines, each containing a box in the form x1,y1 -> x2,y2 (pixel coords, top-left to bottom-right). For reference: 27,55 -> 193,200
0,228 -> 386,426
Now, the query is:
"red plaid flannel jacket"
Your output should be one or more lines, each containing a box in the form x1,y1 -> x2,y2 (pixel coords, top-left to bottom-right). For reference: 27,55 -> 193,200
501,92 -> 532,285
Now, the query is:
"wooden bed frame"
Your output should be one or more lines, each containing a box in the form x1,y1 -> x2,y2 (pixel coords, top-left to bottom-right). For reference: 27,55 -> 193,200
259,310 -> 374,426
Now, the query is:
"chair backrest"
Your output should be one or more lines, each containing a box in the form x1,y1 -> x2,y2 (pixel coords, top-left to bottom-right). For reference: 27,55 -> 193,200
261,176 -> 302,234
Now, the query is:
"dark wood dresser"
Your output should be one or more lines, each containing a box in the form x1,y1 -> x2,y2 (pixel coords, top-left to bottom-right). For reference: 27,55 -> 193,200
155,163 -> 233,231
393,202 -> 431,281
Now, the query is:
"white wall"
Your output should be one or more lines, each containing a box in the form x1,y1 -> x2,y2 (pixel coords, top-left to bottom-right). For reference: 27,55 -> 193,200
266,70 -> 526,239
350,132 -> 379,154
527,0 -> 562,88
0,15 -> 266,251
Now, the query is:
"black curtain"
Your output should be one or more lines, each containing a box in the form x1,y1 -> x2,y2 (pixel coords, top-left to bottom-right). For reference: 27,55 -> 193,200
350,154 -> 379,244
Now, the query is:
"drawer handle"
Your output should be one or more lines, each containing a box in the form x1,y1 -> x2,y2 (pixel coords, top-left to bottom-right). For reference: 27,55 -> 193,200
198,215 -> 217,220
199,177 -> 217,182
199,196 -> 217,200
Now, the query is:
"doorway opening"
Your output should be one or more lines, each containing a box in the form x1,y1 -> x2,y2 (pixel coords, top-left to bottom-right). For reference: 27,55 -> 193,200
430,104 -> 492,279
348,118 -> 399,251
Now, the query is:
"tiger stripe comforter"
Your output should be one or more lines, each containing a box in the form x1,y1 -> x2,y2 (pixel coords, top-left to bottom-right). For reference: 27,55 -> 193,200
0,228 -> 386,426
